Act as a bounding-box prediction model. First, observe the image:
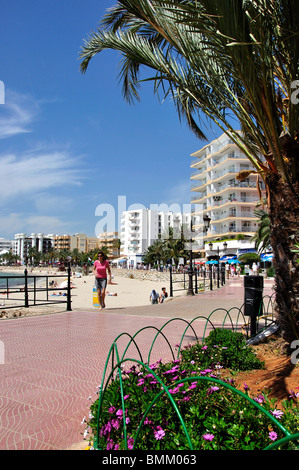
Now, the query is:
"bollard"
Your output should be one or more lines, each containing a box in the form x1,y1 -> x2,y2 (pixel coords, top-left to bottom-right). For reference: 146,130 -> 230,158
244,275 -> 264,336
24,269 -> 29,307
67,266 -> 72,311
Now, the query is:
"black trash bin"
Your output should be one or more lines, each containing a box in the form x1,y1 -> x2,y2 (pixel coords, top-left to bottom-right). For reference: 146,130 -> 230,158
244,275 -> 264,335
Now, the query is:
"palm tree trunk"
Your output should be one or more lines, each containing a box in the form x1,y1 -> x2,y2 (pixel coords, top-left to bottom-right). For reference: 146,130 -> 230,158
267,172 -> 299,344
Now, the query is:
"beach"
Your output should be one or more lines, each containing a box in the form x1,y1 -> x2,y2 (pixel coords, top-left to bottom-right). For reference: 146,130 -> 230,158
0,267 -> 176,318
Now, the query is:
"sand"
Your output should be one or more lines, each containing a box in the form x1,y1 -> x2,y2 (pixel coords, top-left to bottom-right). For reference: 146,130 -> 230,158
71,272 -> 171,310
0,267 -> 174,317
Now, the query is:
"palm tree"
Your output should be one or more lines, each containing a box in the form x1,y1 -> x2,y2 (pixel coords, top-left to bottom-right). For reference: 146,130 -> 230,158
162,225 -> 189,267
251,207 -> 271,254
80,0 -> 299,343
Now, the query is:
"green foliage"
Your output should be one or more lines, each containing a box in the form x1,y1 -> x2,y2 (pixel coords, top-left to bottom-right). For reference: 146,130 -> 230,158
85,330 -> 298,450
267,266 -> 275,278
203,328 -> 264,371
238,253 -> 261,264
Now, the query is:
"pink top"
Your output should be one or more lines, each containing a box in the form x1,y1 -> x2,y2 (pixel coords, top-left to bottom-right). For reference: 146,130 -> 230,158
94,259 -> 109,278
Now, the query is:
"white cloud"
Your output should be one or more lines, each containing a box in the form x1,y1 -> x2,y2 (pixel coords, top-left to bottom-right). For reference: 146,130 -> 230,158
164,181 -> 192,207
0,212 -> 70,238
0,90 -> 39,139
0,149 -> 84,202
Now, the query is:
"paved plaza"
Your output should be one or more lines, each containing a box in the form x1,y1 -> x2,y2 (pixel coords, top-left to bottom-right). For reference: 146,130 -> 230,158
0,277 -> 274,450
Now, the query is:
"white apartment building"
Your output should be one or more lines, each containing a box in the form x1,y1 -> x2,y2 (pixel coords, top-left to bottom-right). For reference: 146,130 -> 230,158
0,238 -> 15,256
120,209 -> 196,267
14,233 -> 56,264
190,132 -> 265,258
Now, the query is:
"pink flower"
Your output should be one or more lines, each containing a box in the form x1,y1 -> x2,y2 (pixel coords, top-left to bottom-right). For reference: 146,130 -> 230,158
188,381 -> 198,390
269,431 -> 278,441
202,433 -> 214,441
271,409 -> 284,420
154,426 -> 165,440
127,437 -> 134,450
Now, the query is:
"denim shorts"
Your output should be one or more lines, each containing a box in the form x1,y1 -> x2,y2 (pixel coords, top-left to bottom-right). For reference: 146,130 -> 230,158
95,277 -> 107,290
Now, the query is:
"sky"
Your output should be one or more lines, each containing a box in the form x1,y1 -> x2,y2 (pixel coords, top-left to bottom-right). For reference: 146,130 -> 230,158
0,0 -> 221,240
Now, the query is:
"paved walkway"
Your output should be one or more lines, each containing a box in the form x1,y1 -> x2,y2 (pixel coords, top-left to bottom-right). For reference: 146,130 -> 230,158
0,277 -> 274,450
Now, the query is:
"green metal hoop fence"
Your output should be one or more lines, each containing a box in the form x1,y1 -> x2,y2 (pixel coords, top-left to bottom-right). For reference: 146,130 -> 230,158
89,293 -> 298,450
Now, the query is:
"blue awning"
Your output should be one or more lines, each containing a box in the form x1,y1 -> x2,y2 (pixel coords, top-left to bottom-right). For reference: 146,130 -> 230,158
220,255 -> 237,262
260,253 -> 273,262
205,260 -> 219,265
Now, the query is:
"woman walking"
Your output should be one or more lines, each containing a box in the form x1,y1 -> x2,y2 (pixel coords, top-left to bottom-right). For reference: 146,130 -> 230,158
93,251 -> 111,309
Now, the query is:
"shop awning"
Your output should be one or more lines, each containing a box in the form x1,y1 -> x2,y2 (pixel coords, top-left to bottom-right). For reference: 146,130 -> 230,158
260,253 -> 273,262
220,255 -> 237,262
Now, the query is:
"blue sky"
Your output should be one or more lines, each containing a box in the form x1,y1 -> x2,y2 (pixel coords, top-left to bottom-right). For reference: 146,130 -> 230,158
0,0 -> 220,240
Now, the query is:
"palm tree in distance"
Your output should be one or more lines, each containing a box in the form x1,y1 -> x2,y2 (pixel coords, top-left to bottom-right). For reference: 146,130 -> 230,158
251,207 -> 271,254
80,0 -> 299,343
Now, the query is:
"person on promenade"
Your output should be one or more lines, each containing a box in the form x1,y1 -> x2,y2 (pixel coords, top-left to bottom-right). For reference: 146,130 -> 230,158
159,287 -> 168,303
93,251 -> 111,309
150,289 -> 159,304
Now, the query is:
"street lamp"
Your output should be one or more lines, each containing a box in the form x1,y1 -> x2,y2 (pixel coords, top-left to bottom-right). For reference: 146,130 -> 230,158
208,241 -> 227,288
187,219 -> 194,296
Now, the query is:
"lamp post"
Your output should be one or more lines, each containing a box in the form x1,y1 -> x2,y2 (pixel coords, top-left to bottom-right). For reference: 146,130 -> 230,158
187,219 -> 194,296
208,241 -> 227,288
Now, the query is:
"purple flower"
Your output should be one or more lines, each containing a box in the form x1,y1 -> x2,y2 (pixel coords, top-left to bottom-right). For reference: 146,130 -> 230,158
127,437 -> 134,450
201,345 -> 208,351
189,381 -> 198,390
154,426 -> 165,440
202,433 -> 214,441
137,378 -> 145,386
271,409 -> 284,420
253,394 -> 266,404
243,383 -> 250,391
144,417 -> 153,426
207,386 -> 220,394
108,406 -> 116,414
116,409 -> 125,419
289,390 -> 299,399
269,431 -> 278,441
106,439 -> 114,450
124,394 -> 130,400
111,419 -> 120,430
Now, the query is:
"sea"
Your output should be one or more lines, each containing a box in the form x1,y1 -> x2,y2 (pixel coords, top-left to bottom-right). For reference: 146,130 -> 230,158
0,271 -> 41,289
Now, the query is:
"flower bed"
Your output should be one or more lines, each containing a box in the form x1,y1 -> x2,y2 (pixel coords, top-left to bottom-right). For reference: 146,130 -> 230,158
84,328 -> 299,450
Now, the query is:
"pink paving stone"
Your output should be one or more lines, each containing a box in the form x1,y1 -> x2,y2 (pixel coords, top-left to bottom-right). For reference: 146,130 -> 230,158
0,278 -> 275,450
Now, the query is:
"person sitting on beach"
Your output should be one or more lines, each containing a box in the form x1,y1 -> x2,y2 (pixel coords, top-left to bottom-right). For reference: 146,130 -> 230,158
150,289 -> 159,304
159,287 -> 168,303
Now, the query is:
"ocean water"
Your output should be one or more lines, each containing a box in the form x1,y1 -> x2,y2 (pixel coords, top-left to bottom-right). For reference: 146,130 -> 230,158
0,272 -> 38,288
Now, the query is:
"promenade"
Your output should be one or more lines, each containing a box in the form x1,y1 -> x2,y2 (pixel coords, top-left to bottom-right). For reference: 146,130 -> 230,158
0,277 -> 274,450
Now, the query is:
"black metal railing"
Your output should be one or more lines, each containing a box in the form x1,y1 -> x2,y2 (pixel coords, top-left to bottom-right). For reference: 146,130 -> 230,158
0,267 -> 72,311
169,265 -> 226,296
